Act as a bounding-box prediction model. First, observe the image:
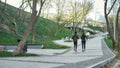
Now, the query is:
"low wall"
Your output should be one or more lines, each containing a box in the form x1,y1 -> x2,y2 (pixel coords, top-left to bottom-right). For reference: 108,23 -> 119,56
0,44 -> 44,50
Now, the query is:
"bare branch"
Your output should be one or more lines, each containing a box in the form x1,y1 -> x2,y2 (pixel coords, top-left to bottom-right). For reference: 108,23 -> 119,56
104,0 -> 110,33
19,0 -> 25,9
27,0 -> 32,9
107,0 -> 117,15
3,0 -> 7,10
37,0 -> 46,16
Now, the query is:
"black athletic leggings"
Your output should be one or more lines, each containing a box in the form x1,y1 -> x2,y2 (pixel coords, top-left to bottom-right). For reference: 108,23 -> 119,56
74,41 -> 77,49
81,41 -> 86,50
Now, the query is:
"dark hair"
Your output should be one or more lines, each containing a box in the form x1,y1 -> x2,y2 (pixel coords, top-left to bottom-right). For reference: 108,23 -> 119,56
82,32 -> 86,36
75,31 -> 77,34
17,39 -> 20,42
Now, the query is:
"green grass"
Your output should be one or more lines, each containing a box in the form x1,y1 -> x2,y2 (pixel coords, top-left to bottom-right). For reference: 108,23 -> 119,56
43,42 -> 70,49
0,51 -> 38,57
115,50 -> 120,59
0,32 -> 20,44
104,37 -> 120,59
116,53 -> 120,59
104,37 -> 113,48
0,3 -> 71,49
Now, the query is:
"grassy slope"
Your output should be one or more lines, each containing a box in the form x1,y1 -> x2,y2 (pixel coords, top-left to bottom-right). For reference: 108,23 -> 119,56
104,37 -> 113,48
0,2 -> 71,49
104,37 -> 120,59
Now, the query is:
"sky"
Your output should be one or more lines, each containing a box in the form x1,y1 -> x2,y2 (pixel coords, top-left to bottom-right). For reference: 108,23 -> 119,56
1,0 -> 105,22
2,0 -> 21,7
87,0 -> 105,22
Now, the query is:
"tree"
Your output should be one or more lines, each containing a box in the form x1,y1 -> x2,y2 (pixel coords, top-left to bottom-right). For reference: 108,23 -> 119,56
18,0 -> 46,44
0,1 -> 20,36
31,0 -> 46,44
54,0 -> 66,36
104,0 -> 120,50
13,0 -> 46,55
65,0 -> 93,32
115,5 -> 120,51
41,0 -> 52,18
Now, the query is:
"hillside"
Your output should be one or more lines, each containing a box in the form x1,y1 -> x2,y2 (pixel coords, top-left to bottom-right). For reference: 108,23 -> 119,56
0,1 -> 71,49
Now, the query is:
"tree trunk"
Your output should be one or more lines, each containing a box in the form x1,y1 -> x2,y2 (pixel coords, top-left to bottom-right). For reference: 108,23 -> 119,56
31,19 -> 37,44
31,0 -> 46,44
110,35 -> 115,49
31,31 -> 35,44
104,0 -> 116,49
55,0 -> 60,36
115,6 -> 120,51
13,0 -> 37,55
55,19 -> 59,36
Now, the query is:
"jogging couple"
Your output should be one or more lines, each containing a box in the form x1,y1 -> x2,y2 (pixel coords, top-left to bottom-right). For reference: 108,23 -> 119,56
72,31 -> 87,52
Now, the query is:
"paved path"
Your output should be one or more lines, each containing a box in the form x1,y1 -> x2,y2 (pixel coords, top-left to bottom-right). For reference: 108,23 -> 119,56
0,33 -> 115,68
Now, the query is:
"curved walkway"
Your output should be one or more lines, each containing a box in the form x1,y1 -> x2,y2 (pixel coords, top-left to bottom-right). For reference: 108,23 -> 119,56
0,33 -> 115,68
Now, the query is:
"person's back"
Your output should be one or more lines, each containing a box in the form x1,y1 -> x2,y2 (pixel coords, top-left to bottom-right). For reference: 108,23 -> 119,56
72,34 -> 79,41
72,31 -> 79,52
81,32 -> 87,52
81,33 -> 87,41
